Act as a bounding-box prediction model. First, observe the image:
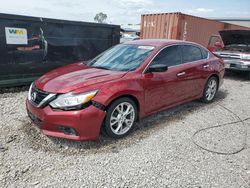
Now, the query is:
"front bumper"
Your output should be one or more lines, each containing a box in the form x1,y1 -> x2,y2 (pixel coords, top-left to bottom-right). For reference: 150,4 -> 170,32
224,59 -> 250,71
26,100 -> 106,141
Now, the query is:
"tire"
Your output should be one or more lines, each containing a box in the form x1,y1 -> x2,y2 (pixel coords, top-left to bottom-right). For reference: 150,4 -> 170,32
201,76 -> 218,103
103,97 -> 138,139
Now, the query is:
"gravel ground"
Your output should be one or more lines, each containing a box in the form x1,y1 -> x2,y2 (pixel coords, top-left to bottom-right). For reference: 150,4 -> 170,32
0,73 -> 250,188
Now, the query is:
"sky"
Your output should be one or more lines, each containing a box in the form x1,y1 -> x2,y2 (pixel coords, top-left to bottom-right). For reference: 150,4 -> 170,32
0,0 -> 249,25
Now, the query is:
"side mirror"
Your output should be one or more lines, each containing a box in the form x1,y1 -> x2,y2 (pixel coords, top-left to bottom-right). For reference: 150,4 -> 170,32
147,64 -> 168,73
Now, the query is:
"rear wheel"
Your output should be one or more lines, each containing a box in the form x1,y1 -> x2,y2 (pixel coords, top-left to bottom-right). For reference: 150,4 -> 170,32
201,76 -> 218,103
103,97 -> 137,139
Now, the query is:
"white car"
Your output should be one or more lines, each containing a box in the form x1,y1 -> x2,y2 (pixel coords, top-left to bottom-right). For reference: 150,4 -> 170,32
213,30 -> 250,79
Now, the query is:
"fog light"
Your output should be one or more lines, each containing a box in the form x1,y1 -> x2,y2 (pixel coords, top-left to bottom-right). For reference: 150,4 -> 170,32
58,126 -> 78,136
241,65 -> 249,69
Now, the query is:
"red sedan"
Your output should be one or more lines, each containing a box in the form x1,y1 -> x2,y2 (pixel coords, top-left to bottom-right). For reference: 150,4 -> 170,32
26,39 -> 225,141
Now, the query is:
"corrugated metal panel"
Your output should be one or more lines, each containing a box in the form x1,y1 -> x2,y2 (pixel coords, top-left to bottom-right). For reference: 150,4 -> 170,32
141,13 -> 180,39
141,12 -> 250,47
178,14 -> 225,46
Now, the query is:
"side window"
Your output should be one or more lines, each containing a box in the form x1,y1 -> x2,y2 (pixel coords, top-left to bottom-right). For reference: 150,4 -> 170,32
208,36 -> 222,46
151,45 -> 181,67
200,48 -> 209,59
182,45 -> 202,63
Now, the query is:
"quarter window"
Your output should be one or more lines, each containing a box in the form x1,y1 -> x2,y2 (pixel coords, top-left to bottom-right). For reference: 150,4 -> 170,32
150,45 -> 181,67
182,45 -> 202,63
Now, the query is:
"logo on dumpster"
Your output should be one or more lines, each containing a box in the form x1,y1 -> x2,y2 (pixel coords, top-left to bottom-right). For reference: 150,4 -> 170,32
5,27 -> 28,45
8,29 -> 25,35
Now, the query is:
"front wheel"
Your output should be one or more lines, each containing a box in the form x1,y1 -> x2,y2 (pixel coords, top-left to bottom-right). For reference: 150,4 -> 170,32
103,97 -> 137,139
201,77 -> 218,103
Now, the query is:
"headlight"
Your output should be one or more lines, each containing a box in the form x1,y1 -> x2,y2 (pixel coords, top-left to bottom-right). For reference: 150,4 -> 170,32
241,54 -> 250,60
49,90 -> 98,110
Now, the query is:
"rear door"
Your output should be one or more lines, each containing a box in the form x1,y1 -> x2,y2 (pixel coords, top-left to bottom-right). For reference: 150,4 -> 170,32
143,44 -> 211,114
178,45 -> 210,100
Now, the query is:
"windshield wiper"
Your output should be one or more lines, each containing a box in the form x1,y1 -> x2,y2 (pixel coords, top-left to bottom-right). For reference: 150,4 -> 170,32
92,66 -> 110,70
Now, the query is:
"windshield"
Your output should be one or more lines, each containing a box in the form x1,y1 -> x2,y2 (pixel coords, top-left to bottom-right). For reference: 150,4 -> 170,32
87,44 -> 155,71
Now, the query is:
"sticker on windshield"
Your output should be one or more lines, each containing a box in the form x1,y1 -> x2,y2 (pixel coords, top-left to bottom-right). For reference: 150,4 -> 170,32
138,46 -> 155,50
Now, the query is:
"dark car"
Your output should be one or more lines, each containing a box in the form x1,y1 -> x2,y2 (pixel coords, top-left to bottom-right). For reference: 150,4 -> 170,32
26,39 -> 225,141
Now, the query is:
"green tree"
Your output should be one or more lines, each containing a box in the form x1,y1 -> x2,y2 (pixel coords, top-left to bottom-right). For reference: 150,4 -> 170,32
94,12 -> 107,23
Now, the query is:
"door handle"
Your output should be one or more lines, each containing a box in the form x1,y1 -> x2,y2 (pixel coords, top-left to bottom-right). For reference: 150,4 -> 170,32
177,72 -> 186,77
203,64 -> 209,68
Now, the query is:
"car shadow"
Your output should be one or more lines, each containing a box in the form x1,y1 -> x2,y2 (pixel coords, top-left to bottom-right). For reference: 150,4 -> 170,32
0,86 -> 29,94
21,90 -> 228,155
224,70 -> 250,81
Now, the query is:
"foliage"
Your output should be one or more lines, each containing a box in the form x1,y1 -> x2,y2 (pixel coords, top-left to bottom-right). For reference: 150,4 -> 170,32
94,12 -> 107,23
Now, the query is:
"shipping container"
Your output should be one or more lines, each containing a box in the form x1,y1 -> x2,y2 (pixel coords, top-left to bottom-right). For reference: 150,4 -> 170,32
141,12 -> 249,46
0,13 -> 120,87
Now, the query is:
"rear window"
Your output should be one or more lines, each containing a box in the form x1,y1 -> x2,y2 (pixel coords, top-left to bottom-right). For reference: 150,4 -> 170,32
182,45 -> 202,63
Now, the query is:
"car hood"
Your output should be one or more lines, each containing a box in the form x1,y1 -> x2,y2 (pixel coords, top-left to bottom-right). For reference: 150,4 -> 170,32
35,63 -> 126,93
219,30 -> 250,46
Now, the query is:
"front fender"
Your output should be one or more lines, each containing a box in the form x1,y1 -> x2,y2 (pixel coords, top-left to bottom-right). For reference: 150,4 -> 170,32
93,77 -> 145,118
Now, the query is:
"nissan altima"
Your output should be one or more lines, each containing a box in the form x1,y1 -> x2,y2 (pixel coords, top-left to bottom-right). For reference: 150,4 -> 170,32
26,39 -> 225,140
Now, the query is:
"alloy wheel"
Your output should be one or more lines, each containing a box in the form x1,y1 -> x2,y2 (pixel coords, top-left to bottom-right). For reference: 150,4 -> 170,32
205,79 -> 217,101
110,102 -> 135,135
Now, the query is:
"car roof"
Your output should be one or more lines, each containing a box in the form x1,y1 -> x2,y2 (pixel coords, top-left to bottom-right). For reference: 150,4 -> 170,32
124,39 -> 199,47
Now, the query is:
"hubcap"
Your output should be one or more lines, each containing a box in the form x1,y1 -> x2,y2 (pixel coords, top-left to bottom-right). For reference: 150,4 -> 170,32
206,79 -> 217,101
110,102 -> 135,135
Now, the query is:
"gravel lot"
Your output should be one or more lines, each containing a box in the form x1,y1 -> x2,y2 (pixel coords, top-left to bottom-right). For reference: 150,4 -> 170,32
0,73 -> 250,188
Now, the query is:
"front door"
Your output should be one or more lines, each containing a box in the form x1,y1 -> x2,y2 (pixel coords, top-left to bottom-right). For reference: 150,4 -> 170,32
143,45 -> 184,114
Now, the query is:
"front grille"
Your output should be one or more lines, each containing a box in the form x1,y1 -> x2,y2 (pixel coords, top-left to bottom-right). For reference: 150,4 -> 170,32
216,53 -> 241,59
223,57 -> 240,60
220,54 -> 240,59
29,85 -> 56,108
31,87 -> 49,106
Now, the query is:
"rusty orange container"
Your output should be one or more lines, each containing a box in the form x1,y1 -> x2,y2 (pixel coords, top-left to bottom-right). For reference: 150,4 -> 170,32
141,12 -> 250,46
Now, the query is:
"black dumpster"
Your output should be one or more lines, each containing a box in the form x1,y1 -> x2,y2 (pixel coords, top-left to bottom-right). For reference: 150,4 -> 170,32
0,13 -> 120,87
